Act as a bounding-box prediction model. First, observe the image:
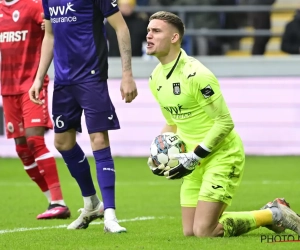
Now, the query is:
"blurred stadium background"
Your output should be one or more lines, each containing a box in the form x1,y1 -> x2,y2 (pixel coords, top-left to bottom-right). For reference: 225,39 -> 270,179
1,1 -> 300,249
1,0 -> 300,157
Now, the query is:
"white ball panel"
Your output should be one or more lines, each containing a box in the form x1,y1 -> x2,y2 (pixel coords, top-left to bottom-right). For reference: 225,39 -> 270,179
150,144 -> 158,156
157,153 -> 169,165
168,146 -> 181,155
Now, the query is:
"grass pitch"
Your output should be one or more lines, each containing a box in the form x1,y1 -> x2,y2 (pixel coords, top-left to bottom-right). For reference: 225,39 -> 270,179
0,156 -> 299,250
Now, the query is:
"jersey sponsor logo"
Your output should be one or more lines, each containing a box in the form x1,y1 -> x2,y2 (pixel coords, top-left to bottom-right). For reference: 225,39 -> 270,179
49,2 -> 77,23
111,0 -> 117,7
12,10 -> 20,22
0,30 -> 28,43
201,85 -> 215,98
49,2 -> 75,15
173,82 -> 181,95
163,104 -> 191,119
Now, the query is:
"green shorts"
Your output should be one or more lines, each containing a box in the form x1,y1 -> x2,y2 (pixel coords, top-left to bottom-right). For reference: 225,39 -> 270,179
180,134 -> 245,207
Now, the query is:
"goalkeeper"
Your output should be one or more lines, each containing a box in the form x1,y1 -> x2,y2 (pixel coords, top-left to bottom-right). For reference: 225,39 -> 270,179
146,11 -> 300,237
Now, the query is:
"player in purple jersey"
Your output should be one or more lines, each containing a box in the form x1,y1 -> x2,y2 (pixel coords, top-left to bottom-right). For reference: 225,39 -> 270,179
29,0 -> 138,233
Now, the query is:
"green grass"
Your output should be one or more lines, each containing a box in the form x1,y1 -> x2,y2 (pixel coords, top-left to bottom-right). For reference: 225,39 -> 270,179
0,156 -> 300,250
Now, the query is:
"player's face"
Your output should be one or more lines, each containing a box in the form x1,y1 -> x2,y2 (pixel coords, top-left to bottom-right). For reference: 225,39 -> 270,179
146,19 -> 175,57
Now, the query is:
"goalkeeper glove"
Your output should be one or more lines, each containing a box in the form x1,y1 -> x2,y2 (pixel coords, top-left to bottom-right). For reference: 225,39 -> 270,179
147,157 -> 167,176
164,144 -> 211,180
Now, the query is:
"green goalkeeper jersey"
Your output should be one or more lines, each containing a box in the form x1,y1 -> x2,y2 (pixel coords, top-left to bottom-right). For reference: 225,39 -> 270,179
149,49 -> 237,152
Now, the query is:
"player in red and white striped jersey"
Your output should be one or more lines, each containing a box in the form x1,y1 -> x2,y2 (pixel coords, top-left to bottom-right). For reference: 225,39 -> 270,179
0,0 -> 70,219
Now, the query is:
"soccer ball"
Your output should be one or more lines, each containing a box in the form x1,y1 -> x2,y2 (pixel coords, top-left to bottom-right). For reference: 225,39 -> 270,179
150,132 -> 186,168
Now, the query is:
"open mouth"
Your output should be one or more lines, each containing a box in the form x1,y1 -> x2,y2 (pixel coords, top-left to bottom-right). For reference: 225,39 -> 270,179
147,42 -> 154,48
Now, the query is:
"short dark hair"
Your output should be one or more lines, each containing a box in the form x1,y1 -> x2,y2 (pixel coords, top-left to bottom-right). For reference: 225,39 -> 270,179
149,11 -> 185,41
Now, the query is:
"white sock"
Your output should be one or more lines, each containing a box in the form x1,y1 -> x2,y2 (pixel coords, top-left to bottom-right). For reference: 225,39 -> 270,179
104,208 -> 116,221
43,190 -> 51,203
51,200 -> 66,206
83,194 -> 100,210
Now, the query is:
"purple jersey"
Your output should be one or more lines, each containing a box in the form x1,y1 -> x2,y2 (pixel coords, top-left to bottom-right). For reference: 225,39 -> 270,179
42,0 -> 119,85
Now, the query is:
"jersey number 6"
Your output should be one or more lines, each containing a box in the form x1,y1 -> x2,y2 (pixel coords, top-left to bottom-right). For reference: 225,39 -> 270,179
55,115 -> 65,128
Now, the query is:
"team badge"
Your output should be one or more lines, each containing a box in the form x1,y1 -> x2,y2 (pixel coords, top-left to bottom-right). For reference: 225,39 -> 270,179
12,10 -> 20,22
173,83 -> 181,95
201,85 -> 215,98
7,122 -> 14,133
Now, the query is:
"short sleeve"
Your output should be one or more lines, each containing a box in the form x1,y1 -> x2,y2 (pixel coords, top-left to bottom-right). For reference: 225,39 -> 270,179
94,0 -> 119,18
32,0 -> 44,24
149,75 -> 175,126
42,0 -> 50,20
190,70 -> 222,107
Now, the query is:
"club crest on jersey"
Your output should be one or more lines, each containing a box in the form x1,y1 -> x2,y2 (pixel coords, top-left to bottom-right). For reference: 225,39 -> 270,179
12,10 -> 20,22
7,122 -> 14,133
173,83 -> 181,95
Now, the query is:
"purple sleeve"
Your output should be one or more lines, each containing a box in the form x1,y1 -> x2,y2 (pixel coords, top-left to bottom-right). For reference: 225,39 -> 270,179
42,0 -> 50,20
94,0 -> 119,18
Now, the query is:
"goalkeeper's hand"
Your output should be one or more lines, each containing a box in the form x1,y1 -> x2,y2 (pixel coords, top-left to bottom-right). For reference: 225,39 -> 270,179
147,157 -> 167,176
164,152 -> 201,180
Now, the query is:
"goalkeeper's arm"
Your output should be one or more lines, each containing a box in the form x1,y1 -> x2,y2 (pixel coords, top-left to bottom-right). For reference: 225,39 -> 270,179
164,95 -> 234,179
193,95 -> 234,160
